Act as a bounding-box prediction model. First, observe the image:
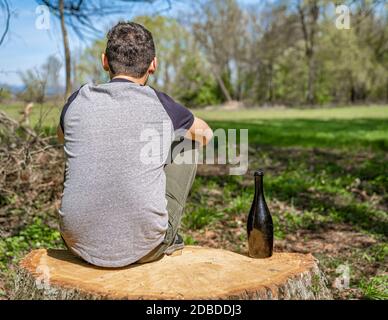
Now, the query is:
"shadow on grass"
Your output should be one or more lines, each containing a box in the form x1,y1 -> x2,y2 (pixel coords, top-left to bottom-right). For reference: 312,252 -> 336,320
195,143 -> 387,238
264,149 -> 388,237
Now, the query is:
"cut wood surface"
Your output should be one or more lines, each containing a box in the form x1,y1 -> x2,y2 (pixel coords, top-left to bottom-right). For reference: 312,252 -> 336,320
15,246 -> 332,300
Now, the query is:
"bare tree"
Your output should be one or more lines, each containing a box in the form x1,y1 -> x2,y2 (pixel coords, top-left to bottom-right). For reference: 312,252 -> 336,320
0,0 -> 10,47
19,69 -> 48,104
350,0 -> 388,102
191,0 -> 246,102
58,0 -> 72,97
19,55 -> 62,103
43,55 -> 63,93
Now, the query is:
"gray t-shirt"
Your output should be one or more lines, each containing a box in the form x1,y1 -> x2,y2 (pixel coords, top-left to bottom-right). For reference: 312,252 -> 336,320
59,78 -> 194,267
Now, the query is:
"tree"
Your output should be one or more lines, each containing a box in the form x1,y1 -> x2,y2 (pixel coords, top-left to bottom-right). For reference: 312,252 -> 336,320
295,0 -> 321,105
58,0 -> 71,98
243,3 -> 300,104
0,86 -> 12,102
44,55 -> 63,94
191,0 -> 247,102
19,69 -> 47,104
351,0 -> 388,102
19,55 -> 62,103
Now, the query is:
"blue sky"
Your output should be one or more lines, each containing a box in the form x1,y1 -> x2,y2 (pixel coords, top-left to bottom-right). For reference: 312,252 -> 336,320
0,0 -> 261,86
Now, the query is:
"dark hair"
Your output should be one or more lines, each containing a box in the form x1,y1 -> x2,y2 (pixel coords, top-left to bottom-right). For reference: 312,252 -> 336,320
106,21 -> 155,78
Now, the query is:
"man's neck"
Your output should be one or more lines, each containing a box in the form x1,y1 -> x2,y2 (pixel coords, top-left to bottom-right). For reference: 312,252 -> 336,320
111,73 -> 148,86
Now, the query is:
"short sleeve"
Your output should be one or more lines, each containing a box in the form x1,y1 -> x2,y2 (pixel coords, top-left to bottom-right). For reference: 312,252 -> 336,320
153,89 -> 194,132
60,86 -> 83,133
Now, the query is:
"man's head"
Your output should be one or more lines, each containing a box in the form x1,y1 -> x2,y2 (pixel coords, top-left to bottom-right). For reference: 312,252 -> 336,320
102,22 -> 157,81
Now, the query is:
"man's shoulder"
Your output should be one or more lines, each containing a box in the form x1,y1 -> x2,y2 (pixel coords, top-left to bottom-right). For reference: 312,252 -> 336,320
59,84 -> 89,132
151,88 -> 181,108
150,88 -> 194,131
66,83 -> 90,102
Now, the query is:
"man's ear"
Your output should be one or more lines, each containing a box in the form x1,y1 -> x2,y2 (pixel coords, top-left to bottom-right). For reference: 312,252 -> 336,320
148,57 -> 157,75
101,53 -> 110,72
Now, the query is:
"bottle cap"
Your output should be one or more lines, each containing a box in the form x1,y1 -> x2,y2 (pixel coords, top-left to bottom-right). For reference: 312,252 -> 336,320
254,170 -> 264,176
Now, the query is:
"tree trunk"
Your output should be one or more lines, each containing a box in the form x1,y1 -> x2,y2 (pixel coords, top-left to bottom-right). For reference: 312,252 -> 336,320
212,69 -> 233,102
163,64 -> 170,93
386,77 -> 388,103
59,0 -> 72,99
267,63 -> 274,103
14,247 -> 332,300
306,53 -> 315,105
350,85 -> 356,103
297,0 -> 319,105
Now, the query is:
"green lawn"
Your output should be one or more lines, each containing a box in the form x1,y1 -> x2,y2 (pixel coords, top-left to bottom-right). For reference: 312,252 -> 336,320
195,105 -> 388,121
0,104 -> 387,299
194,106 -> 388,151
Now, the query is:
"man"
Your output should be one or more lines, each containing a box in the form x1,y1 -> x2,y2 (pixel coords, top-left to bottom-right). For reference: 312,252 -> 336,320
57,22 -> 213,268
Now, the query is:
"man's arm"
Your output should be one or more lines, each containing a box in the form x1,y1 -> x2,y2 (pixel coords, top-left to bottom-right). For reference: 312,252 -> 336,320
57,125 -> 64,145
185,117 -> 213,146
151,89 -> 213,145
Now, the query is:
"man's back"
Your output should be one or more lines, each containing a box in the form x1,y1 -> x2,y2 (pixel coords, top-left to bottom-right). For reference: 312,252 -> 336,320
59,80 -> 182,267
57,21 -> 212,268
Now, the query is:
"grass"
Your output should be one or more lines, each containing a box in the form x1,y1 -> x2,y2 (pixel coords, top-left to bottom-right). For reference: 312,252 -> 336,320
204,118 -> 388,150
195,106 -> 388,151
0,219 -> 63,272
0,102 -> 61,132
194,105 -> 388,121
0,103 -> 387,300
359,275 -> 388,300
0,219 -> 64,299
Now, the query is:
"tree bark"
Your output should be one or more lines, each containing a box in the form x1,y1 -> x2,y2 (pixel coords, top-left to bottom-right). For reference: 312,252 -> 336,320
306,53 -> 315,105
386,77 -> 388,103
267,63 -> 274,103
59,0 -> 72,99
297,0 -> 319,105
14,247 -> 332,300
212,69 -> 233,102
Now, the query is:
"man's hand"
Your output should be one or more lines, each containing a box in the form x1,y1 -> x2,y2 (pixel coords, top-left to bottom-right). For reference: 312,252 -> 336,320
57,125 -> 64,145
185,117 -> 213,146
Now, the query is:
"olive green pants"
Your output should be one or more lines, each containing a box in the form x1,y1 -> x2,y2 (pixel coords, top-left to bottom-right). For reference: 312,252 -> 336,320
137,140 -> 198,263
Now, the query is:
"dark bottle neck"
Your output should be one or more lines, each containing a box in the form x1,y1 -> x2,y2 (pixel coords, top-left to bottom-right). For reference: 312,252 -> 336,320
254,174 -> 264,200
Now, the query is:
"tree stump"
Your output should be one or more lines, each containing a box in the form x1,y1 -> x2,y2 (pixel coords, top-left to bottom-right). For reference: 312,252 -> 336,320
14,246 -> 332,300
